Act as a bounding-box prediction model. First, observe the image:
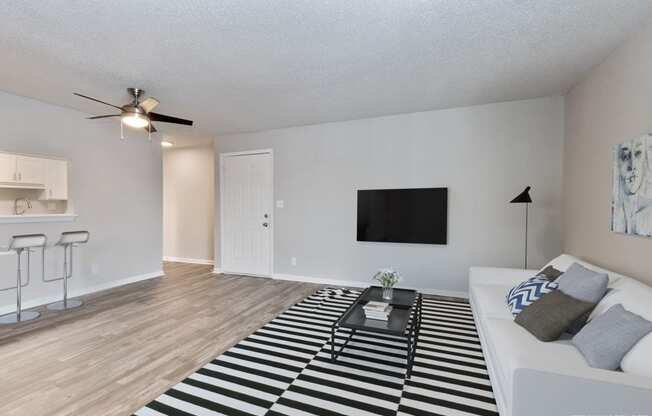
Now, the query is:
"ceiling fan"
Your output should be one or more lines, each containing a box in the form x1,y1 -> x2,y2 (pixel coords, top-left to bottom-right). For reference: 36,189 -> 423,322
74,88 -> 193,140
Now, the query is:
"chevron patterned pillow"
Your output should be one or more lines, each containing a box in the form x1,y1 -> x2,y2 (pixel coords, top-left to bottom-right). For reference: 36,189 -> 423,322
507,276 -> 559,316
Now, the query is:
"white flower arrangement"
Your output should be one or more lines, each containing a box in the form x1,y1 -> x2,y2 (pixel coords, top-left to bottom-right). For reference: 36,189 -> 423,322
372,268 -> 400,289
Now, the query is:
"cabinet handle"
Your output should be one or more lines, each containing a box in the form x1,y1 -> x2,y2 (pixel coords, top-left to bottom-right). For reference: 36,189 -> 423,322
18,172 -> 21,181
49,189 -> 52,198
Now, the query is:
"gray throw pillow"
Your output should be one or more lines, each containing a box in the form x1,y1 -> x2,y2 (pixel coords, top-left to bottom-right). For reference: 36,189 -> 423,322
555,263 -> 608,333
555,263 -> 609,303
515,291 -> 595,342
538,265 -> 563,281
573,304 -> 652,370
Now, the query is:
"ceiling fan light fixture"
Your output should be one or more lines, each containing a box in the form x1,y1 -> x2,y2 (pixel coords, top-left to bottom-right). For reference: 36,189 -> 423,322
160,140 -> 174,148
122,112 -> 150,129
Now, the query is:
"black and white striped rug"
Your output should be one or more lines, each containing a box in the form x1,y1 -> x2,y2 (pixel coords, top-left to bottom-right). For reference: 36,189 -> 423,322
134,288 -> 497,416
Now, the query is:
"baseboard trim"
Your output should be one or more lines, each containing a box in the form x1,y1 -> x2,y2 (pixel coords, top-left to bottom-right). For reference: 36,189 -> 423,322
0,270 -> 164,316
272,273 -> 468,299
163,256 -> 214,265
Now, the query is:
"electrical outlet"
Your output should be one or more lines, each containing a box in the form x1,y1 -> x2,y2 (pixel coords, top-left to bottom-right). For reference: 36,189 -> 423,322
47,202 -> 57,211
276,200 -> 284,208
291,257 -> 297,266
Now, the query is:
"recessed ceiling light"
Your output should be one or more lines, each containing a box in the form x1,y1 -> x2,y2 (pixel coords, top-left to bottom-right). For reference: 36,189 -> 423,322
161,140 -> 174,148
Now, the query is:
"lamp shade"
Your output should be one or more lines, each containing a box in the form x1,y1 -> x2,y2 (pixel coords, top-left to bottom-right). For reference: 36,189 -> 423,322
510,186 -> 532,203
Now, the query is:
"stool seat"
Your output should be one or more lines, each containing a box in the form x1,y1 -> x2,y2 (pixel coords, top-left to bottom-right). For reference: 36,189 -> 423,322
9,234 -> 47,250
57,231 -> 90,246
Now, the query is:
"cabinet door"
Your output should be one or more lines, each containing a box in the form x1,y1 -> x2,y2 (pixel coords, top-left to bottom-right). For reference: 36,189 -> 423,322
0,153 -> 17,183
39,159 -> 69,200
16,156 -> 46,185
49,159 -> 69,200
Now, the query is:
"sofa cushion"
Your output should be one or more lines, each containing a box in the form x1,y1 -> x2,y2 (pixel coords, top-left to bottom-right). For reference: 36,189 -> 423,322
573,304 -> 652,370
506,277 -> 558,316
471,284 -> 514,321
482,317 -> 590,409
515,291 -> 595,342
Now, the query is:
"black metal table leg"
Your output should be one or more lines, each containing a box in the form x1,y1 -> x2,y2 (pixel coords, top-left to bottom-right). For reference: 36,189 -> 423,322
332,327 -> 356,362
405,293 -> 423,379
331,324 -> 336,361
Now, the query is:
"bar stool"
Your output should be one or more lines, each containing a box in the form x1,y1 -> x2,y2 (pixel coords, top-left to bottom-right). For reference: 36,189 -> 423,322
0,234 -> 47,324
46,231 -> 90,311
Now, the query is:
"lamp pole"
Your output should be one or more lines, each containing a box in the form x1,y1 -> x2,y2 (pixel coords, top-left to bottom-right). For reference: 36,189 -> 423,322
524,203 -> 528,269
510,186 -> 532,270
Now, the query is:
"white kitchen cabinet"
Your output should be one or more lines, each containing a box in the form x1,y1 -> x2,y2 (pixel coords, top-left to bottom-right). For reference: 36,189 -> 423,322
16,155 -> 46,185
0,152 -> 68,194
39,159 -> 68,200
0,153 -> 17,183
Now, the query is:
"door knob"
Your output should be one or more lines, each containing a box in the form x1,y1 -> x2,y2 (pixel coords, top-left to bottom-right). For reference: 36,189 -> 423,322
262,222 -> 269,227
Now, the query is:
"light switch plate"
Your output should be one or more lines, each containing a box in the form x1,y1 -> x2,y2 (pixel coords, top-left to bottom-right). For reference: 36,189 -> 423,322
276,200 -> 284,208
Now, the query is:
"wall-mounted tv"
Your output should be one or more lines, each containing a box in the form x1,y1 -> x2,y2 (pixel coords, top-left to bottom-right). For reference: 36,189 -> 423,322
357,187 -> 448,244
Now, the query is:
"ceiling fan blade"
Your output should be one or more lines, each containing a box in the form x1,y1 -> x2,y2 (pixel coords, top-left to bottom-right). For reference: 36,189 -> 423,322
149,112 -> 193,126
73,93 -> 123,110
143,123 -> 157,133
140,97 -> 160,113
87,114 -> 121,119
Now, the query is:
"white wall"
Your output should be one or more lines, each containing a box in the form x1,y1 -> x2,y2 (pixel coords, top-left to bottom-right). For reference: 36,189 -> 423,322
163,145 -> 215,263
215,96 -> 565,295
0,90 -> 163,313
564,22 -> 652,285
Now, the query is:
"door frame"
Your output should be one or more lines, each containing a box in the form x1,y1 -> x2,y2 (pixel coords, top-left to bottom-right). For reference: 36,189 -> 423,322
219,149 -> 274,277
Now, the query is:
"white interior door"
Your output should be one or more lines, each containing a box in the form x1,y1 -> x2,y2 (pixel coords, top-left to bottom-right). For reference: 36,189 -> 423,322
221,151 -> 273,276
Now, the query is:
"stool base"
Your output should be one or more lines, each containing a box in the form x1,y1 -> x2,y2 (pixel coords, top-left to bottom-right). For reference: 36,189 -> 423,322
47,299 -> 83,311
0,310 -> 40,324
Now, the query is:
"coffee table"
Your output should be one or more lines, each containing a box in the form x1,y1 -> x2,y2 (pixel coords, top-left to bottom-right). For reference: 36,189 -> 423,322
330,286 -> 422,378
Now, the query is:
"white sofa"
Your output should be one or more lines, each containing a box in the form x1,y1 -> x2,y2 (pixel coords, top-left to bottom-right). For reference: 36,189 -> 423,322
469,254 -> 652,416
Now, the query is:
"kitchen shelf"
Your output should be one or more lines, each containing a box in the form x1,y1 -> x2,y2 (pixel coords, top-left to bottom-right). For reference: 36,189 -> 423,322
0,214 -> 78,224
0,183 -> 46,190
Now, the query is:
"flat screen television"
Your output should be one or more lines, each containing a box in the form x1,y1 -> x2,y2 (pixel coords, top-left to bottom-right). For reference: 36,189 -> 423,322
357,188 -> 448,244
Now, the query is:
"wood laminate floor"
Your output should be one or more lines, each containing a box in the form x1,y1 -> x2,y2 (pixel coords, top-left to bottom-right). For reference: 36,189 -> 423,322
0,262 -> 321,416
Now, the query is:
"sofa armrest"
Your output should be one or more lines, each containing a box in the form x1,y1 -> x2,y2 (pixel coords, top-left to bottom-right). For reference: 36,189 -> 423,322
469,266 -> 538,288
513,367 -> 652,416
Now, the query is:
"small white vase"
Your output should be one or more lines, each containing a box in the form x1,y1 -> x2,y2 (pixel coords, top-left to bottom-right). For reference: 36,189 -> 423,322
382,287 -> 393,300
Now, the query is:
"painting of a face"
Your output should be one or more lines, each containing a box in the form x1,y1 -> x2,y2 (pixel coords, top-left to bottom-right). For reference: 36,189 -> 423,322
612,134 -> 652,237
618,138 -> 645,195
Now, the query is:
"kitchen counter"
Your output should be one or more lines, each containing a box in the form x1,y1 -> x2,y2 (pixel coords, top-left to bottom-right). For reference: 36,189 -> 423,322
0,213 -> 78,224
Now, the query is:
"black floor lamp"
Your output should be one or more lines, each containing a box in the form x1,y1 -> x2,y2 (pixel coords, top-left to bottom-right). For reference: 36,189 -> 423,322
510,186 -> 532,269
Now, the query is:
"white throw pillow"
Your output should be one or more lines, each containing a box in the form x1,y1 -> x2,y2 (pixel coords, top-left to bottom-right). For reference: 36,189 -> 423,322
589,278 -> 652,321
621,333 -> 652,377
